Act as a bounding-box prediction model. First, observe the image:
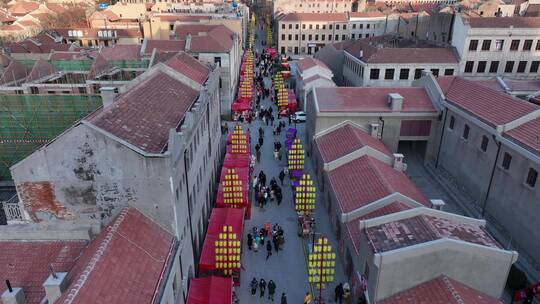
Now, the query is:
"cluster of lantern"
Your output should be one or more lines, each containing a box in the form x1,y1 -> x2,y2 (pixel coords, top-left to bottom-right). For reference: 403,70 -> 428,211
295,174 -> 316,213
230,124 -> 248,154
288,138 -> 305,171
215,225 -> 241,275
221,169 -> 245,208
239,52 -> 254,99
308,237 -> 336,289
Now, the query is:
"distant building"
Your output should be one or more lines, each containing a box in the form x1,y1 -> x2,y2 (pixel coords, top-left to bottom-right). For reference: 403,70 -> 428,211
293,57 -> 335,110
272,0 -> 355,14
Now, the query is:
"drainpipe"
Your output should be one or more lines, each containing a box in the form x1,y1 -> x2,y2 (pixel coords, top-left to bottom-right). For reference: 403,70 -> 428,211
482,135 -> 502,217
378,116 -> 385,140
435,108 -> 448,168
183,151 -> 197,273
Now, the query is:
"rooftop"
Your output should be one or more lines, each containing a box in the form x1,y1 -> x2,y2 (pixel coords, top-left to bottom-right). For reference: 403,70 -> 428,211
0,60 -> 28,85
328,155 -> 430,213
437,76 -> 538,126
174,24 -> 235,53
26,58 -> 57,82
314,87 -> 436,113
349,12 -> 385,18
144,39 -> 186,55
58,208 -> 176,304
297,57 -> 329,73
99,44 -> 141,61
464,16 -> 540,28
164,51 -> 210,85
504,117 -> 540,156
378,275 -> 502,304
315,122 -> 392,163
365,214 -> 500,253
0,240 -> 87,304
279,12 -> 348,22
86,61 -> 207,154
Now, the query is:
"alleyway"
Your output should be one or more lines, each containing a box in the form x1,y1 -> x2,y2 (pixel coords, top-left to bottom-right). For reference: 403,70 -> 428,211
235,20 -> 347,304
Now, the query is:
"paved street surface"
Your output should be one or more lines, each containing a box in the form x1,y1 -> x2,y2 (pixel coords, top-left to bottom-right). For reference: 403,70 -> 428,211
235,21 -> 347,304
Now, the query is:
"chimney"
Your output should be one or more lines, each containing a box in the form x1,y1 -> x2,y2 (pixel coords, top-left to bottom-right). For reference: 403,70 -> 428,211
43,272 -> 68,304
185,34 -> 192,52
430,199 -> 445,211
100,87 -> 117,108
2,281 -> 26,304
358,50 -> 363,58
370,123 -> 380,138
393,153 -> 406,172
388,93 -> 403,112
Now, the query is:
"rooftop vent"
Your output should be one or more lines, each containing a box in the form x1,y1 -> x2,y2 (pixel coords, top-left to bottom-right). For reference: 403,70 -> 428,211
1,280 -> 26,304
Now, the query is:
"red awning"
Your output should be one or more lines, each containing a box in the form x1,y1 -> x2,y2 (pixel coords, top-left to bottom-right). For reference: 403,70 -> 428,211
199,208 -> 244,271
223,153 -> 250,168
187,276 -> 233,304
231,101 -> 251,112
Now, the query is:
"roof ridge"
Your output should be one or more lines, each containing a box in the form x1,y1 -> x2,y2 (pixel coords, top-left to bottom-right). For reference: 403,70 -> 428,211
441,275 -> 465,304
366,156 -> 395,193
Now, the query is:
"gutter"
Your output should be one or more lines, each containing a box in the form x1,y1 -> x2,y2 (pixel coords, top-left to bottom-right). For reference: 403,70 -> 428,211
152,238 -> 180,304
435,107 -> 448,168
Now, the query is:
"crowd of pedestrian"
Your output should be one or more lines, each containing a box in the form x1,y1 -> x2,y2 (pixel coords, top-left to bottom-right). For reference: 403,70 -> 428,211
250,278 -> 287,303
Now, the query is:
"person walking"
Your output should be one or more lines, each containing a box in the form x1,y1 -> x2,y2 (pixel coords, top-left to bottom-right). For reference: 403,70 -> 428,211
266,240 -> 272,260
280,293 -> 287,304
334,283 -> 344,303
273,234 -> 279,253
258,136 -> 264,147
267,280 -> 276,302
276,189 -> 283,205
247,233 -> 253,251
250,278 -> 258,296
259,279 -> 266,298
279,170 -> 285,185
303,292 -> 313,304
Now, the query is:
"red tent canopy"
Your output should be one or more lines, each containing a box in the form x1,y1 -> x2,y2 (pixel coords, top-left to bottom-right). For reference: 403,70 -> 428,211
223,153 -> 250,168
216,168 -> 249,208
199,208 -> 244,271
231,101 -> 251,112
187,276 -> 233,304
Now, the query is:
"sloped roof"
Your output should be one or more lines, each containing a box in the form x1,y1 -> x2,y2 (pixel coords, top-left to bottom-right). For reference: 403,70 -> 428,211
144,39 -> 186,55
465,16 -> 540,28
436,76 -> 538,127
175,24 -> 235,53
279,12 -> 348,22
8,1 -> 39,15
164,51 -> 210,85
0,60 -> 28,85
99,44 -> 141,61
86,66 -> 203,154
378,275 -> 502,304
87,53 -> 112,79
57,208 -> 176,304
0,240 -> 87,304
328,155 -> 430,213
297,57 -> 329,73
315,122 -> 392,163
504,117 -> 540,156
26,57 -> 57,82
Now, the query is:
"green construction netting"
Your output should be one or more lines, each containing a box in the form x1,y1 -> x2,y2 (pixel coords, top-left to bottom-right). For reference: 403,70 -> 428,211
0,94 -> 102,180
109,59 -> 150,69
17,59 -> 149,71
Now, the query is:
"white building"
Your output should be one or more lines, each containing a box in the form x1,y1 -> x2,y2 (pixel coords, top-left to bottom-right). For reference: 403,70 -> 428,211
293,57 -> 336,110
273,0 -> 355,14
348,12 -> 389,40
452,14 -> 540,79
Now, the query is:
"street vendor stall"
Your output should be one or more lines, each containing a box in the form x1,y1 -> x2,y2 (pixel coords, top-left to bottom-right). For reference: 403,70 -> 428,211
187,276 -> 233,304
198,208 -> 245,285
216,167 -> 251,218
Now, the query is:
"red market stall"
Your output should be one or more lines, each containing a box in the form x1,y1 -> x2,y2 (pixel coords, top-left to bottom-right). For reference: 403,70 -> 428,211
198,208 -> 245,285
187,276 -> 233,304
223,153 -> 250,168
216,167 -> 251,218
287,89 -> 298,113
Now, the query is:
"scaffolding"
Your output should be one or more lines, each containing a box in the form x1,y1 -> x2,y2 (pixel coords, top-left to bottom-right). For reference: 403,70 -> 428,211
0,94 -> 102,180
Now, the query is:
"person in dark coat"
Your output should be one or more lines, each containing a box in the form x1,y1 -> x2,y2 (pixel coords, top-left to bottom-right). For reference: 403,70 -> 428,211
279,170 -> 285,185
268,280 -> 277,301
266,241 -> 272,260
247,233 -> 253,250
334,283 -> 344,303
250,278 -> 258,296
276,189 -> 283,205
259,136 -> 264,147
259,279 -> 266,298
273,235 -> 279,253
280,293 -> 287,304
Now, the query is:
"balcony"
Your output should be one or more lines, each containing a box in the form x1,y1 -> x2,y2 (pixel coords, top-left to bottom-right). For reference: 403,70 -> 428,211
1,194 -> 24,224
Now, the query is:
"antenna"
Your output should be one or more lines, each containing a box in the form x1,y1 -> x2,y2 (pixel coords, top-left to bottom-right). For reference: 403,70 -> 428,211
49,263 -> 58,279
6,279 -> 12,293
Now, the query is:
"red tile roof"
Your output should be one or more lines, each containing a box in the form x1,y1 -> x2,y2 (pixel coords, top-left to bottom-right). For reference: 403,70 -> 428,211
0,240 -> 87,304
378,275 -> 502,304
144,39 -> 186,55
524,4 -> 540,16
350,12 -> 385,18
0,60 -> 28,85
48,51 -> 88,60
8,1 -> 39,16
464,16 -> 540,28
0,8 -> 16,22
174,24 -> 235,53
87,53 -> 112,79
315,122 -> 392,163
365,214 -> 500,253
303,74 -> 333,85
345,201 -> 413,254
328,155 -> 430,213
0,23 -> 23,31
297,57 -> 329,73
27,58 -> 57,82
164,51 -> 210,85
504,117 -> 540,156
437,76 -> 538,127
45,3 -> 67,14
54,28 -> 142,39
474,79 -> 505,92
503,79 -> 540,92
279,12 -> 348,22
157,14 -> 211,22
99,44 -> 141,61
86,68 -> 201,154
315,87 -> 436,113
58,208 -> 176,304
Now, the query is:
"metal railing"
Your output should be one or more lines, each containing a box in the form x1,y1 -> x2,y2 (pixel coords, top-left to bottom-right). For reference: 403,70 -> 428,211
2,195 -> 23,221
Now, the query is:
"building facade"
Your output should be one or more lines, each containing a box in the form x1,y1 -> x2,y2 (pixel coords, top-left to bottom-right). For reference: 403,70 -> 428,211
273,0 -> 356,14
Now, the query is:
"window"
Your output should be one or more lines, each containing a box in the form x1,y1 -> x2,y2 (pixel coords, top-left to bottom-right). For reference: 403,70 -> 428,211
351,34 -> 355,39
510,39 -> 520,51
214,56 -> 221,67
328,35 -> 332,41
464,61 -> 474,73
489,61 -> 499,73
294,47 -> 298,54
343,25 -> 347,30
316,24 -> 319,30
302,24 -> 306,29
322,25 -> 326,30
309,24 -> 313,29
360,24 -> 363,29
482,39 -> 491,51
444,69 -> 454,76
302,34 -> 305,40
449,116 -> 455,130
30,86 -> 39,94
469,39 -> 478,51
370,68 -> 380,80
289,24 -> 292,29
282,24 -> 285,29
530,61 -> 540,73
288,34 -> 292,40
477,61 -> 487,73
295,34 -> 298,40
353,24 -> 357,29
536,40 -> 540,50
336,24 -> 340,30
385,68 -> 395,80
342,34 -> 346,40
399,68 -> 409,80
309,34 -> 312,40
414,68 -> 423,79
281,47 -> 285,54
321,34 -> 325,41
367,24 -> 370,29
329,24 -> 333,30
495,39 -> 504,51
502,152 -> 512,170
526,168 -> 538,187
335,35 -> 339,40
524,39 -> 533,51
431,69 -> 439,76
296,24 -> 299,29
281,34 -> 285,40
480,136 -> 489,152
315,34 -> 318,41
505,61 -> 515,73
517,61 -> 527,73
462,124 -> 470,140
